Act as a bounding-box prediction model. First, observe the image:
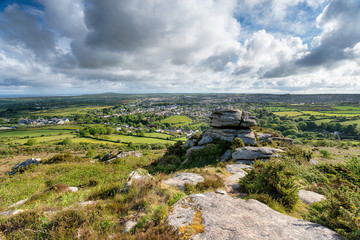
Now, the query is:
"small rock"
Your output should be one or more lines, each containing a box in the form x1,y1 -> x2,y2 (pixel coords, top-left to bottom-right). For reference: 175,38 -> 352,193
0,209 -> 26,216
124,168 -> 153,191
220,150 -> 232,162
78,201 -> 96,207
8,199 -> 28,208
184,139 -> 197,147
186,146 -> 205,156
225,164 -> 252,174
257,133 -> 273,143
309,159 -> 319,165
215,189 -> 227,195
162,173 -> 204,191
7,158 -> 41,175
99,151 -> 117,162
299,190 -> 326,205
197,134 -> 213,146
68,187 -> 79,192
124,220 -> 138,233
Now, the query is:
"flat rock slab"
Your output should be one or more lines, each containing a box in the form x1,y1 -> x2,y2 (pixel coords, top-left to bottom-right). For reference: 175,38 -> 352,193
162,173 -> 204,191
299,190 -> 326,205
202,128 -> 257,145
232,146 -> 284,160
225,164 -> 252,174
167,192 -> 341,240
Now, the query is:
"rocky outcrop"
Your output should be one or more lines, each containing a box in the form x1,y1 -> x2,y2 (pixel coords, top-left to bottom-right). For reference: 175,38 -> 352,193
210,109 -> 256,128
167,192 -> 341,240
232,146 -> 284,161
299,190 -> 326,205
124,168 -> 153,191
193,109 -> 258,147
7,158 -> 41,175
162,173 -> 204,191
200,128 -> 257,145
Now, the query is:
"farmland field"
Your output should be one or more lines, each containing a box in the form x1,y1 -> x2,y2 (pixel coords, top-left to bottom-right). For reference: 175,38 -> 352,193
0,129 -> 73,138
161,115 -> 193,125
273,111 -> 302,117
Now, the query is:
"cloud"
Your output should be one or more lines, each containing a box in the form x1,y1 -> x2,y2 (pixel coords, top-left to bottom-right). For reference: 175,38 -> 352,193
0,4 -> 55,60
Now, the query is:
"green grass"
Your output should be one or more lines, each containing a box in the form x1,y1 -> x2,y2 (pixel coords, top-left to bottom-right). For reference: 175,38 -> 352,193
342,119 -> 360,129
0,129 -> 73,138
273,111 -> 302,117
302,111 -> 360,117
161,115 -> 192,125
107,135 -> 177,144
143,133 -> 173,139
333,106 -> 360,111
7,134 -> 75,145
266,107 -> 298,111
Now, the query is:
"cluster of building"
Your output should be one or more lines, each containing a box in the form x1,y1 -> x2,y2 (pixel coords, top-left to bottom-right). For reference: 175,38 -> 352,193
18,118 -> 70,125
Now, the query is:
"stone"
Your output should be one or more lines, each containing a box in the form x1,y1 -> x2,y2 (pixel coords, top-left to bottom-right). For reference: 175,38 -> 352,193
197,134 -> 213,146
215,189 -> 227,195
299,190 -> 326,205
8,199 -> 28,208
124,220 -> 138,233
309,159 -> 319,165
232,146 -> 284,161
257,133 -> 273,143
78,201 -> 96,207
240,111 -> 257,128
99,151 -> 117,162
162,173 -> 204,191
203,128 -> 257,145
0,209 -> 26,217
271,137 -> 294,145
7,158 -> 41,175
117,151 -> 142,158
186,146 -> 205,156
224,164 -> 249,193
68,187 -> 79,192
220,150 -> 232,162
167,192 -> 341,240
209,109 -> 243,128
184,138 -> 197,147
124,168 -> 153,191
225,164 -> 252,173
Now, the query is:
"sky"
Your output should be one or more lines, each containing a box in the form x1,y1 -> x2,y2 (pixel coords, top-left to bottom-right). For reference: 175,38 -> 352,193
0,0 -> 360,96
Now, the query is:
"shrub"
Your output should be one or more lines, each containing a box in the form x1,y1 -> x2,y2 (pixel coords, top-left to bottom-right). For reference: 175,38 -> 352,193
183,144 -> 223,169
345,157 -> 360,175
60,138 -> 73,146
43,153 -> 80,164
320,150 -> 331,158
86,149 -> 97,158
239,160 -> 299,210
232,138 -> 245,150
26,138 -> 37,146
307,186 -> 360,240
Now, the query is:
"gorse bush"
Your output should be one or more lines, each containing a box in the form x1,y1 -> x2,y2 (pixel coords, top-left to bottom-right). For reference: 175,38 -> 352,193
232,138 -> 245,150
307,186 -> 360,240
239,160 -> 299,210
320,150 -> 331,158
345,157 -> 360,175
43,153 -> 81,164
183,144 -> 223,169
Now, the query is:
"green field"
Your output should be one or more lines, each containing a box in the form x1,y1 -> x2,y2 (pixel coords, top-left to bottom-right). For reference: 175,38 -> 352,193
273,111 -> 302,117
0,129 -> 73,138
8,134 -> 75,145
266,107 -> 298,112
161,115 -> 192,125
108,134 -> 176,144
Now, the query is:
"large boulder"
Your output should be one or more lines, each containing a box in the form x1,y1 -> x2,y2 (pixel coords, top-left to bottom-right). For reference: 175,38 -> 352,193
7,158 -> 41,175
232,146 -> 284,161
167,192 -> 341,240
209,109 -> 257,128
162,173 -> 204,191
200,128 -> 257,145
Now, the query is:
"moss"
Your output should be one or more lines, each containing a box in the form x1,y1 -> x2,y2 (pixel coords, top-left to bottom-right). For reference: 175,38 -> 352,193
179,211 -> 204,239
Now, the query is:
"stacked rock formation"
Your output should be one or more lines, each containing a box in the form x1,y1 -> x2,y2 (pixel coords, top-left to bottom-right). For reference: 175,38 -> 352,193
194,109 -> 258,146
185,108 -> 286,163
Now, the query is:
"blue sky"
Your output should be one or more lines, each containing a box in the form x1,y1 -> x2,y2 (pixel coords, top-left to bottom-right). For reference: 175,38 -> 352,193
0,0 -> 360,96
